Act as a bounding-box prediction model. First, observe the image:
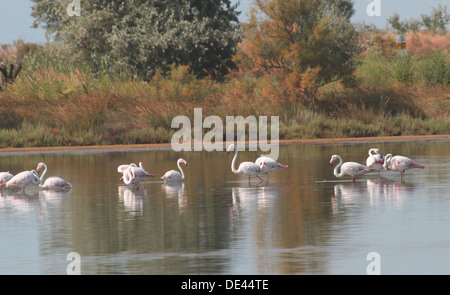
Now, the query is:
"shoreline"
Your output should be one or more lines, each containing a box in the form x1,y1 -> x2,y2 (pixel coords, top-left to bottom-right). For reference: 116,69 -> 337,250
0,134 -> 448,155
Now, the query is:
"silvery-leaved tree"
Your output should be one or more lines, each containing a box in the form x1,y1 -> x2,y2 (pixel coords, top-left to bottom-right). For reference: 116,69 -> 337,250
31,0 -> 242,80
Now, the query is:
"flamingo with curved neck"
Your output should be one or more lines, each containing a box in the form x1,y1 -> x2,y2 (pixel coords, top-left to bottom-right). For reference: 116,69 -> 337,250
330,154 -> 374,182
366,148 -> 384,175
161,158 -> 187,182
255,156 -> 288,182
227,144 -> 266,185
37,162 -> 72,190
383,154 -> 425,181
121,162 -> 154,187
5,170 -> 41,193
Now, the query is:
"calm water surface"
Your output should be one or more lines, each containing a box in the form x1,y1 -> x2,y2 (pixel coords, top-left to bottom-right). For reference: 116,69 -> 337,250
0,140 -> 449,274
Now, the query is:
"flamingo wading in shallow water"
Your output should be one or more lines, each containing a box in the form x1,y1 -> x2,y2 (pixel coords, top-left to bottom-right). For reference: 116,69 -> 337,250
0,171 -> 14,188
122,162 -> 154,186
227,144 -> 266,185
37,162 -> 72,190
383,154 -> 425,181
255,156 -> 288,182
330,154 -> 374,182
5,170 -> 41,193
366,148 -> 384,175
161,158 -> 187,182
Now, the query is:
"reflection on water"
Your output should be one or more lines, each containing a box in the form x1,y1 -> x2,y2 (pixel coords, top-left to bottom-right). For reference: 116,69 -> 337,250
0,139 -> 449,274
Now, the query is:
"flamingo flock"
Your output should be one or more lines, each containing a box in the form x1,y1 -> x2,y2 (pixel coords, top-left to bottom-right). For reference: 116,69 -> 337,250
0,144 -> 426,194
330,147 -> 425,182
1,162 -> 72,193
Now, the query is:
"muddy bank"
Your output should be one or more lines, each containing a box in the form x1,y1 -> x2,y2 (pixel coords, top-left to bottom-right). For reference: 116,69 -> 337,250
0,134 -> 448,155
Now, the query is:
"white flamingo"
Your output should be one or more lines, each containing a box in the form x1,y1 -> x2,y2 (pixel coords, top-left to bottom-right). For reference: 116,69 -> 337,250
161,158 -> 187,182
5,170 -> 41,193
0,171 -> 14,188
330,154 -> 374,182
255,156 -> 288,182
122,162 -> 154,186
366,148 -> 385,175
227,144 -> 266,185
36,162 -> 72,190
383,154 -> 425,181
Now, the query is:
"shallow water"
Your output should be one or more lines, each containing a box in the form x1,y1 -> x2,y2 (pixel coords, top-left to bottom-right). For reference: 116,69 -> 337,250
0,139 -> 449,274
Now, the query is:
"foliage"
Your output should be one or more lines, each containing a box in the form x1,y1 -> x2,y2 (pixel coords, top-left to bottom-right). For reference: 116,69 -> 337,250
387,4 -> 449,34
30,0 -> 241,80
234,0 -> 361,103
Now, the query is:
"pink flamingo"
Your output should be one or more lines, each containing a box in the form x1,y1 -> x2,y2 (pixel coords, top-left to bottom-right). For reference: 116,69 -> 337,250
330,154 -> 374,182
383,154 -> 425,181
122,162 -> 154,186
255,156 -> 288,182
366,148 -> 385,175
0,171 -> 14,188
37,162 -> 72,190
5,170 -> 41,193
161,158 -> 187,182
227,144 -> 266,185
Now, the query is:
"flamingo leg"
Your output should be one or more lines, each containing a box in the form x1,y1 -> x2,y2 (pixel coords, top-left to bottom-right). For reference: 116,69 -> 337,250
256,175 -> 263,182
266,174 -> 269,183
248,176 -> 251,186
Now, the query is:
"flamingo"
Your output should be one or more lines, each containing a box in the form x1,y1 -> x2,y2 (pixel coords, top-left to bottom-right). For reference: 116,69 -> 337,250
227,144 -> 266,185
0,171 -> 14,188
36,162 -> 72,190
383,154 -> 425,181
161,158 -> 187,182
5,170 -> 41,193
118,163 -> 137,173
255,156 -> 288,182
330,154 -> 374,182
121,162 -> 154,186
366,148 -> 385,175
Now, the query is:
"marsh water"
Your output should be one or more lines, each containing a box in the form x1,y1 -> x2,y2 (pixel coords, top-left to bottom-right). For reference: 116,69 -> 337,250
0,139 -> 449,275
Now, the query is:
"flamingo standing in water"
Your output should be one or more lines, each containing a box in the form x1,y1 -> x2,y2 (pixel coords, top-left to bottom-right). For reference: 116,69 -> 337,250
5,170 -> 41,193
161,158 -> 187,182
121,162 -> 154,186
36,162 -> 72,190
0,171 -> 14,188
330,154 -> 374,182
383,154 -> 425,181
227,144 -> 266,185
366,148 -> 385,175
255,156 -> 288,182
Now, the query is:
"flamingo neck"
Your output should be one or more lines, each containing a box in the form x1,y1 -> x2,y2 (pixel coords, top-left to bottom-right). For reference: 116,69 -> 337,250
39,163 -> 48,183
384,154 -> 392,170
177,160 -> 185,180
231,148 -> 239,174
123,168 -> 133,185
333,156 -> 345,177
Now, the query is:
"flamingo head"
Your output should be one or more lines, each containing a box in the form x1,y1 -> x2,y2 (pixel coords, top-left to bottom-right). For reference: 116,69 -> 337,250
36,162 -> 45,172
226,144 -> 235,154
179,158 -> 187,166
329,155 -> 338,166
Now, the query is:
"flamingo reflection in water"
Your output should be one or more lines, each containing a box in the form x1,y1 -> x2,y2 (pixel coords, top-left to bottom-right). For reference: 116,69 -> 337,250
162,182 -> 187,210
332,178 -> 413,214
118,185 -> 148,216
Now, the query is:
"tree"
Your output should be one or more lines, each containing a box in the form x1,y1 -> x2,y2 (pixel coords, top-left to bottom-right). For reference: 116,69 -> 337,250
422,4 -> 449,34
387,4 -> 449,34
30,0 -> 241,79
235,0 -> 360,103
